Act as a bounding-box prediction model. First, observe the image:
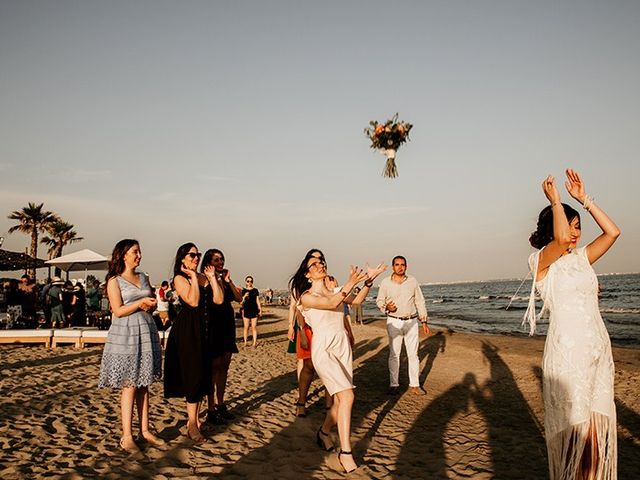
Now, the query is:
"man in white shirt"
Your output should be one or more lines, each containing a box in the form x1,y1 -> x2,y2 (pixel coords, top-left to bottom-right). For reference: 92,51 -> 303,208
375,255 -> 428,395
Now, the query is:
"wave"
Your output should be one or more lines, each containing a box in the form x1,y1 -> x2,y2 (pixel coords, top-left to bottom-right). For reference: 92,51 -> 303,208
601,307 -> 640,314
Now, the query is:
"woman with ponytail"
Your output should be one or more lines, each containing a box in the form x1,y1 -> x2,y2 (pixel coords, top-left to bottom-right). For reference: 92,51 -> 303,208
524,169 -> 620,480
98,239 -> 163,454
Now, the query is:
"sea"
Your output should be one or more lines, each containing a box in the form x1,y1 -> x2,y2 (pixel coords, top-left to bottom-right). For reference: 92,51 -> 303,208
359,273 -> 640,347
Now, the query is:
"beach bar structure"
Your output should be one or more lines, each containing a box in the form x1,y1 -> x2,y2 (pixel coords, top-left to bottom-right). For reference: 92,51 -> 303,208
0,328 -> 170,349
0,248 -> 47,272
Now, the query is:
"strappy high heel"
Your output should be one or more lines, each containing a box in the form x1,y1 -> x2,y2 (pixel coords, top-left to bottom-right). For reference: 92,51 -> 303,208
316,428 -> 333,451
338,451 -> 357,473
295,401 -> 306,417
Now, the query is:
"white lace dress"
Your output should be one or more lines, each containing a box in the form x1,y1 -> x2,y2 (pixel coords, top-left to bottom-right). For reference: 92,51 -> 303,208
524,247 -> 617,480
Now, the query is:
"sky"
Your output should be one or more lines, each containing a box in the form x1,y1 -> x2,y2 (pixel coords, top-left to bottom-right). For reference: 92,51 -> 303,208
1,0 -> 639,288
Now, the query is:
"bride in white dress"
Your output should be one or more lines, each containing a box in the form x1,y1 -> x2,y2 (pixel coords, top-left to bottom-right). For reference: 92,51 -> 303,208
524,169 -> 620,480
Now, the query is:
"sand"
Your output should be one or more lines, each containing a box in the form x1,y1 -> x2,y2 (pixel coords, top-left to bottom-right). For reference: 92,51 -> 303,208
1,307 -> 638,479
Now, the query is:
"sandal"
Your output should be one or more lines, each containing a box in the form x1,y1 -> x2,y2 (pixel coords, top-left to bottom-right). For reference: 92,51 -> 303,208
295,402 -> 306,418
338,451 -> 358,473
138,430 -> 165,447
119,436 -> 142,455
316,428 -> 334,452
186,426 -> 208,444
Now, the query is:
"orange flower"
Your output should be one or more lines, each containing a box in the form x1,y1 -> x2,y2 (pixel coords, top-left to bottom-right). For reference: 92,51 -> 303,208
374,125 -> 384,135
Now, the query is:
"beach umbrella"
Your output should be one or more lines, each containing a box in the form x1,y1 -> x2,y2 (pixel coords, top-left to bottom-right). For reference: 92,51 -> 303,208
45,248 -> 109,281
0,248 -> 48,272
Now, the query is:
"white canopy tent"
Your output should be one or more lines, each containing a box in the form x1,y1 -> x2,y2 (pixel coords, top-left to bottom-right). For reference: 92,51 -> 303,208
46,249 -> 109,281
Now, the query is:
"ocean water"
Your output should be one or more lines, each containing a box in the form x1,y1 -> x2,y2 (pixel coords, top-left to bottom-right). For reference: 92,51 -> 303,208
361,273 -> 640,346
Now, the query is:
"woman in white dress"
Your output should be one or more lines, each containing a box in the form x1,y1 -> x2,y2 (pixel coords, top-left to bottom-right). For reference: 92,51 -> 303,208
524,169 -> 620,480
290,252 -> 385,473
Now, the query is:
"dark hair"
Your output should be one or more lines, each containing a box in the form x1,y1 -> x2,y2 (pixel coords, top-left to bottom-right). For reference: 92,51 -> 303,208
245,276 -> 253,282
289,249 -> 325,300
106,239 -> 139,281
172,242 -> 197,279
529,203 -> 580,249
392,255 -> 407,265
161,280 -> 169,288
305,248 -> 325,261
201,249 -> 224,273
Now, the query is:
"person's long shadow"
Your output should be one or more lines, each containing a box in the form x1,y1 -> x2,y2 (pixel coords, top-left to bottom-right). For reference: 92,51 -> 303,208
615,398 -> 640,478
393,372 -> 479,479
214,335 -> 395,478
419,331 -> 446,386
473,341 -> 547,479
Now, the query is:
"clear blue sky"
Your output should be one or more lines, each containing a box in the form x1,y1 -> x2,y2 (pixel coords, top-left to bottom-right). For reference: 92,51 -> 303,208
1,1 -> 639,287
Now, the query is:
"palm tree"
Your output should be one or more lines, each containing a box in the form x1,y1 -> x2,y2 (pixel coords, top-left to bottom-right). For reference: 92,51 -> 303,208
7,202 -> 58,278
41,220 -> 84,277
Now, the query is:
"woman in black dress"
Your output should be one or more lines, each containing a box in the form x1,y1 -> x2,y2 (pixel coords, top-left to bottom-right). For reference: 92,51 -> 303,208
241,276 -> 262,347
71,283 -> 87,327
164,243 -> 223,443
201,249 -> 242,424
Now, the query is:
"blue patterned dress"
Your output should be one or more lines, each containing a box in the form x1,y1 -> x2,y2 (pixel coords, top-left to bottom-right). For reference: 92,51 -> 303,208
98,273 -> 162,388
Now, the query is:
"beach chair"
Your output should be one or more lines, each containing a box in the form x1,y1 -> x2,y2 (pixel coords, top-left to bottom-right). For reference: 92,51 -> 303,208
0,329 -> 53,348
51,329 -> 83,348
80,329 -> 109,348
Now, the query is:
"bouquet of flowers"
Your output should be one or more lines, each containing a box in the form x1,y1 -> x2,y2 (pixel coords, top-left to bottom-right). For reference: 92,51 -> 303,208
364,113 -> 413,178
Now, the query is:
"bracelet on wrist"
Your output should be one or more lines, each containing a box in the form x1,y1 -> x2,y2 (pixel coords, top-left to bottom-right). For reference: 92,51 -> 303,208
582,195 -> 594,212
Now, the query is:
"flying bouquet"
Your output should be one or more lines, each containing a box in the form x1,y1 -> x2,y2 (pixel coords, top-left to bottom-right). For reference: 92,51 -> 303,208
364,113 -> 413,178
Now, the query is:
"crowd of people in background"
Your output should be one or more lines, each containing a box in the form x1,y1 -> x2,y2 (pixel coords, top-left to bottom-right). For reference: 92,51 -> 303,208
0,272 -> 279,333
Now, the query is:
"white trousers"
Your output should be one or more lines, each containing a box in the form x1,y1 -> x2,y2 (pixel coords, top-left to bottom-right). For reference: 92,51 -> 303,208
386,316 -> 420,387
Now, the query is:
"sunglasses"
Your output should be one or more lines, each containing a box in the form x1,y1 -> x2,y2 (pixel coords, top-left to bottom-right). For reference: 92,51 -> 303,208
186,252 -> 202,259
307,260 -> 326,270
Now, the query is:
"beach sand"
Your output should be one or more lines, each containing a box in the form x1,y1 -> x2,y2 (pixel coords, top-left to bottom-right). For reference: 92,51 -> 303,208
1,307 -> 638,479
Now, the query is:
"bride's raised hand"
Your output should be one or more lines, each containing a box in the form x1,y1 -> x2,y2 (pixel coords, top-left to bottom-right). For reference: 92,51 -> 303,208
565,168 -> 586,203
542,175 -> 561,205
347,265 -> 368,286
365,262 -> 387,281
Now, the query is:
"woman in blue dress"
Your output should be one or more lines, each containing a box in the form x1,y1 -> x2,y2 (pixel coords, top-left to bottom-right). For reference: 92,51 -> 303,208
98,239 -> 163,454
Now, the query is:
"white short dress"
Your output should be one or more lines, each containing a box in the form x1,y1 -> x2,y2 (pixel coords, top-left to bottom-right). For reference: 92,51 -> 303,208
302,295 -> 353,396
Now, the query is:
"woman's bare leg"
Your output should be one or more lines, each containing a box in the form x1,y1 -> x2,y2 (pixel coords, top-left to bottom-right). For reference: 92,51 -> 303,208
297,358 -> 314,405
120,386 -> 137,447
251,317 -> 258,346
242,317 -> 249,345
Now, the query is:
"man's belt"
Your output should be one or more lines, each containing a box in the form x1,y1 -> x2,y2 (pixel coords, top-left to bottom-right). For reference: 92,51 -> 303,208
387,313 -> 418,321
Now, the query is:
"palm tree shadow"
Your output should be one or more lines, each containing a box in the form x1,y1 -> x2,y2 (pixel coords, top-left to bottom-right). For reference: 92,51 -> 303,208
393,373 -> 479,479
474,341 -> 547,479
